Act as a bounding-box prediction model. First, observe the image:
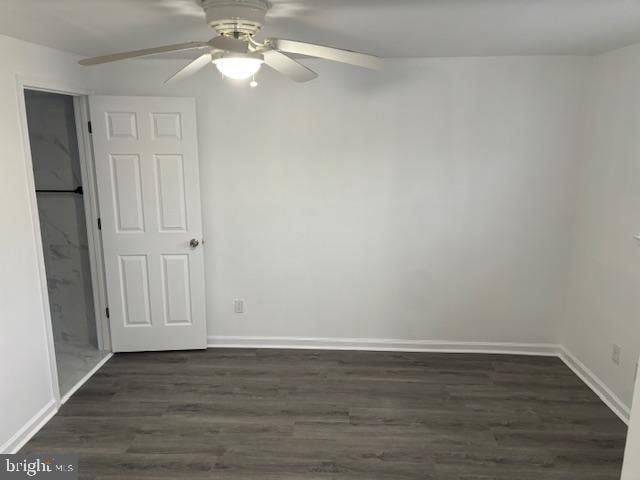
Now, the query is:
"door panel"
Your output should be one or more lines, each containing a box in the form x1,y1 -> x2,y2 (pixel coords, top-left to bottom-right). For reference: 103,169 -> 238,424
119,255 -> 152,326
155,154 -> 187,232
110,154 -> 145,232
161,254 -> 192,325
90,96 -> 206,352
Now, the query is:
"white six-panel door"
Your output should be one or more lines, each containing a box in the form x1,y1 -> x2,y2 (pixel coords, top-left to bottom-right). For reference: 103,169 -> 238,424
89,96 -> 206,352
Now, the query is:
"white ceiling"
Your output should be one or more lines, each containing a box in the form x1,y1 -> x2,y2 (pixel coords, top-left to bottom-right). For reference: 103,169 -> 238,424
1,0 -> 640,58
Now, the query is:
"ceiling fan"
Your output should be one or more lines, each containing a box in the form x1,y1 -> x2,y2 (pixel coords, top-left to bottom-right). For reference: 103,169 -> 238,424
78,0 -> 382,85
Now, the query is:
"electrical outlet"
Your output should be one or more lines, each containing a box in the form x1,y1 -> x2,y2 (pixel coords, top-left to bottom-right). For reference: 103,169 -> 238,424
234,299 -> 244,314
611,344 -> 621,365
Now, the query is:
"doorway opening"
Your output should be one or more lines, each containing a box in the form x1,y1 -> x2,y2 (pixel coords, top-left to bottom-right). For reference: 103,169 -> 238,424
24,89 -> 108,397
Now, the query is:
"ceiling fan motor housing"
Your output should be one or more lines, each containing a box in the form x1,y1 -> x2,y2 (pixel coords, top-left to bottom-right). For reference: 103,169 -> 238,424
201,0 -> 269,37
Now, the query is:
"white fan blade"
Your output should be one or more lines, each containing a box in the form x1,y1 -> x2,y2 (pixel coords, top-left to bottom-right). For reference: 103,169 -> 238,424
263,50 -> 318,83
208,36 -> 249,54
268,38 -> 382,69
79,41 -> 210,66
165,53 -> 212,84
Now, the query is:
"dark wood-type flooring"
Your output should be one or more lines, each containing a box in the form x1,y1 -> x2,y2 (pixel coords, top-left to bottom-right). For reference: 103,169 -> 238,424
23,349 -> 628,479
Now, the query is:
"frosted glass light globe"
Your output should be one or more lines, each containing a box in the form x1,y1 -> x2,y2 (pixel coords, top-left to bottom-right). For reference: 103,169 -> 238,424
213,56 -> 263,80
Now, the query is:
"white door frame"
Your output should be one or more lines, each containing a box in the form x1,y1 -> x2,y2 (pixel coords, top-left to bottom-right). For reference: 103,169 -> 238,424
15,75 -> 112,407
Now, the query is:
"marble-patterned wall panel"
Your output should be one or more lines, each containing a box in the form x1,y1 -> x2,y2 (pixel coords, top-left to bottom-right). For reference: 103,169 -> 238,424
25,90 -> 97,349
27,91 -> 82,189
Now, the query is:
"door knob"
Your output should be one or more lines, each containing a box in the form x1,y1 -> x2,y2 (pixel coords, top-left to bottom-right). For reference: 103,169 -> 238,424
189,238 -> 200,248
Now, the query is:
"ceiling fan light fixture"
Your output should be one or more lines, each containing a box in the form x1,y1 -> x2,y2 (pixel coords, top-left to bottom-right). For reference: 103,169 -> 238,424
212,52 -> 263,80
77,0 -> 382,85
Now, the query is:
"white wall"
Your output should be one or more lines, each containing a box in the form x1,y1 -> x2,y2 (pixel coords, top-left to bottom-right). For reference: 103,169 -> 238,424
560,43 -> 640,410
0,34 -> 87,451
88,56 -> 587,344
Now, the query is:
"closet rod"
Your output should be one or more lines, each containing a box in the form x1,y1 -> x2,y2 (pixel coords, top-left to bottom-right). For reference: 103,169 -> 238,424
35,186 -> 84,195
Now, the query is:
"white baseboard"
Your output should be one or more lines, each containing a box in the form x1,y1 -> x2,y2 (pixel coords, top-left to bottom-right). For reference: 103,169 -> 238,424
1,399 -> 57,454
207,336 -> 560,356
61,353 -> 113,404
208,336 -> 632,424
558,346 -> 630,424
1,352 -> 113,454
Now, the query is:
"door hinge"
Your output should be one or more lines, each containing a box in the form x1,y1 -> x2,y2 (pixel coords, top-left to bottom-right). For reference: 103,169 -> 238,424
97,217 -> 101,230
105,307 -> 110,319
88,121 -> 93,134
